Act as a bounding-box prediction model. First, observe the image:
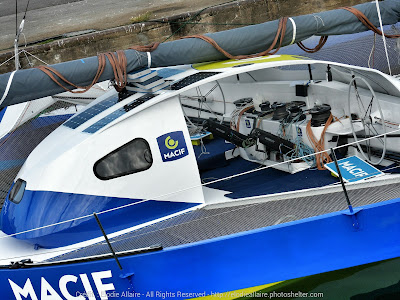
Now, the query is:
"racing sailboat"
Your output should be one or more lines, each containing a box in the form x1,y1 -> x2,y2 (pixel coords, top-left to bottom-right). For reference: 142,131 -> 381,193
0,1 -> 400,299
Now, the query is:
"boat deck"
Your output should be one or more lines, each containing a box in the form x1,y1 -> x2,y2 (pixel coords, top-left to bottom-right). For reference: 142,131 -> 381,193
47,178 -> 400,262
193,137 -> 338,199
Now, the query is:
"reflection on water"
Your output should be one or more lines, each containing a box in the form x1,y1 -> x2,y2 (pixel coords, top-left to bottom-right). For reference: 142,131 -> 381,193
241,257 -> 400,300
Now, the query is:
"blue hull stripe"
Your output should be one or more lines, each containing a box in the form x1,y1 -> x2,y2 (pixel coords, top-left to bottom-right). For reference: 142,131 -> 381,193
1,189 -> 198,248
1,197 -> 400,299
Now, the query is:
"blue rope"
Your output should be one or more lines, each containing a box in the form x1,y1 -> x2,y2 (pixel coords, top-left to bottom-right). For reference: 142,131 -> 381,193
278,114 -> 316,166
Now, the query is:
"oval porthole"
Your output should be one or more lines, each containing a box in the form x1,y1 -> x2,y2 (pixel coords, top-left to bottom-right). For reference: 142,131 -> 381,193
9,179 -> 26,204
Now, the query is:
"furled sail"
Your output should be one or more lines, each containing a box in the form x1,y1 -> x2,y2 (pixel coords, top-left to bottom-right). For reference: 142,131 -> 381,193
1,0 -> 400,108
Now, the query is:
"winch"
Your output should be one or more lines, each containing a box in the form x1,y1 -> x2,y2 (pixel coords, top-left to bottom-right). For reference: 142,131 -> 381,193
310,104 -> 331,127
272,103 -> 289,120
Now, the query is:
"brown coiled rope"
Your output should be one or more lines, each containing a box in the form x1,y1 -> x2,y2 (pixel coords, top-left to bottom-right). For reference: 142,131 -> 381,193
183,17 -> 289,59
132,6 -> 400,58
130,17 -> 327,58
130,42 -> 160,52
37,17 -> 326,89
342,6 -> 400,39
297,36 -> 328,53
103,51 -> 128,92
38,6 -> 399,93
36,50 -> 128,93
306,114 -> 334,170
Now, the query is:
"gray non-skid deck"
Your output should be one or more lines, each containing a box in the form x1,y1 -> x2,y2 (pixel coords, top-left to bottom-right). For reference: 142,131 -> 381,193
48,180 -> 400,262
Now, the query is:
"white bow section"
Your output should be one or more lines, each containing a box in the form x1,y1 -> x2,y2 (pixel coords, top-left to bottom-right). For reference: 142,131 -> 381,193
18,95 -> 205,204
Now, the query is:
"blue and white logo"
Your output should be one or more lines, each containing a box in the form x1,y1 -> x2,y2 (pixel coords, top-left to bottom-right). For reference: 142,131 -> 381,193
157,131 -> 188,162
325,156 -> 383,182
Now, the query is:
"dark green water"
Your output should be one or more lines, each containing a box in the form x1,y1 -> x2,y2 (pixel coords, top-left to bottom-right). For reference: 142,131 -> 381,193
241,257 -> 400,300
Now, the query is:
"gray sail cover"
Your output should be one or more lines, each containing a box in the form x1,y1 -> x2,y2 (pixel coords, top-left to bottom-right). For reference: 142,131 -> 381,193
1,0 -> 400,108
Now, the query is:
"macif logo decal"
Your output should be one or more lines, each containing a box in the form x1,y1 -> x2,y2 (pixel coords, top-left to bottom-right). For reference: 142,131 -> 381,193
157,131 -> 188,162
8,270 -> 116,300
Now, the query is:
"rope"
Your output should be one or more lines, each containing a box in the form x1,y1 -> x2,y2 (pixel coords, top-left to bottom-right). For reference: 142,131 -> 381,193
341,6 -> 400,39
36,50 -> 128,93
104,51 -> 128,92
35,2 -> 400,92
130,17 -> 288,58
374,0 -> 392,76
278,113 -> 316,166
22,0 -> 31,20
306,113 -> 334,170
130,42 -> 160,52
297,36 -> 328,53
0,199 -> 150,240
368,33 -> 377,68
130,5 -> 400,60
185,17 -> 289,59
132,16 -> 328,59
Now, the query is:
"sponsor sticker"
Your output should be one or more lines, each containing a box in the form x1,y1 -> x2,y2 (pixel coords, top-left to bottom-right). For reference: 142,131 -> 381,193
157,131 -> 188,162
8,270 -> 115,300
325,156 -> 383,182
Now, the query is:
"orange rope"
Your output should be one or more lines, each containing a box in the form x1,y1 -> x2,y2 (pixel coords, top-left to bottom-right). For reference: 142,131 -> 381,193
36,50 -> 128,93
36,6 -> 400,92
104,51 -> 128,92
342,7 -> 400,39
297,36 -> 328,53
130,42 -> 160,52
131,17 -> 327,59
131,6 -> 400,59
183,17 -> 289,59
306,113 -> 334,170
236,105 -> 254,132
